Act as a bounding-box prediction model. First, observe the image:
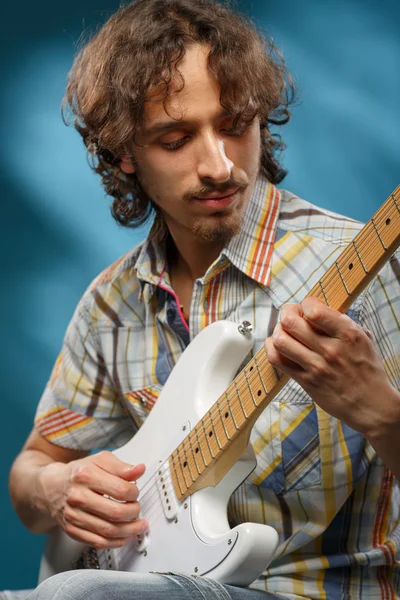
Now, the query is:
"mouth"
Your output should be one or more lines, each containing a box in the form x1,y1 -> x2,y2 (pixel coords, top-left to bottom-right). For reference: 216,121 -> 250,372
192,187 -> 240,209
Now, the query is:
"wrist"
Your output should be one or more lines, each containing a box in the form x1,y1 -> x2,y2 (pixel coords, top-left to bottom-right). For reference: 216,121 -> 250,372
34,461 -> 66,523
363,384 -> 400,444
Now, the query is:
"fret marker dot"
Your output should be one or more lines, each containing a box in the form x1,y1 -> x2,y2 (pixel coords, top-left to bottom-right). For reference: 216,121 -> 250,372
386,218 -> 391,226
225,412 -> 229,419
249,366 -> 254,371
209,431 -> 213,437
195,447 -> 199,453
257,390 -> 262,396
183,461 -> 187,468
349,263 -> 353,270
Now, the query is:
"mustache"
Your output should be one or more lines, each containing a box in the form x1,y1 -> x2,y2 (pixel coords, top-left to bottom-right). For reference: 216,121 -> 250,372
184,177 -> 248,200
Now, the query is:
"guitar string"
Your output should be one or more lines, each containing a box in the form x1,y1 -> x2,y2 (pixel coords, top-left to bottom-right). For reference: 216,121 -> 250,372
130,206 -> 400,529
120,228 -> 400,540
137,199 -> 400,486
109,207 -> 400,563
117,203 -> 400,531
111,200 -> 400,536
316,204 -> 399,302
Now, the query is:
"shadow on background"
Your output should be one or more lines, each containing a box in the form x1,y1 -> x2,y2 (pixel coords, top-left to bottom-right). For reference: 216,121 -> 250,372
1,0 -> 399,590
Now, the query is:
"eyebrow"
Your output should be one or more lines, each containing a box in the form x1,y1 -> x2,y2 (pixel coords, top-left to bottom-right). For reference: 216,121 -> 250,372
143,109 -> 232,137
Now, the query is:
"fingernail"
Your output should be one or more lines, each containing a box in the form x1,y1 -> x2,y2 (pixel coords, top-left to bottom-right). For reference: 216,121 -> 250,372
141,519 -> 149,533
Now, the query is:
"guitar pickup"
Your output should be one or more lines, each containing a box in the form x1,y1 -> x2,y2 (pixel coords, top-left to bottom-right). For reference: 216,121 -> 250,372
156,462 -> 178,520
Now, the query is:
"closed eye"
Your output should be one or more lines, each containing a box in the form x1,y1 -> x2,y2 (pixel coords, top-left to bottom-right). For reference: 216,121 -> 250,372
160,119 -> 252,151
223,120 -> 252,137
161,137 -> 189,151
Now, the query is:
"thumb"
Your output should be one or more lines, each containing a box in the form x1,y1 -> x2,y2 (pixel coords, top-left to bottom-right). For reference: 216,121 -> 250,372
93,451 -> 146,481
119,462 -> 146,482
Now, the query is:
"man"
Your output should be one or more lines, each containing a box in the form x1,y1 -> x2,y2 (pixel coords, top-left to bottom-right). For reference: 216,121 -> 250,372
9,0 -> 400,599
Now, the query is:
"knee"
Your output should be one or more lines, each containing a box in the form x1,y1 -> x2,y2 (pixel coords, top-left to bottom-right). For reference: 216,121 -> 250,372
29,570 -> 106,600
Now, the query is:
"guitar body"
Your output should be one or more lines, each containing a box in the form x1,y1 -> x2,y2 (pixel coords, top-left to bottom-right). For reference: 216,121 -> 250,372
37,185 -> 400,586
39,320 -> 279,586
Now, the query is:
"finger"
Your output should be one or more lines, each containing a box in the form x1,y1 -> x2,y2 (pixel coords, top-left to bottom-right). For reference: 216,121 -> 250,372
93,451 -> 146,483
64,521 -> 147,550
68,488 -> 142,522
280,303 -> 327,353
264,335 -> 305,374
270,323 -> 321,371
119,463 -> 146,483
64,506 -> 147,540
362,326 -> 374,341
301,297 -> 352,338
280,302 -> 303,320
70,464 -> 140,502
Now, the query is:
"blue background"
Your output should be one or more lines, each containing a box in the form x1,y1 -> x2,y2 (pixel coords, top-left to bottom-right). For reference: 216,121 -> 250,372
1,0 -> 399,590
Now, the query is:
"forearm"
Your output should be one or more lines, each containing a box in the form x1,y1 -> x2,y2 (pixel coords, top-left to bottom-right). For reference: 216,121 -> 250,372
9,449 -> 64,534
11,437 -> 148,549
364,385 -> 400,480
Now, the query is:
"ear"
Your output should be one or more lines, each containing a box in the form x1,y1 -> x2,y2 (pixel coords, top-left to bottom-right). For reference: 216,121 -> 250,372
120,155 -> 136,174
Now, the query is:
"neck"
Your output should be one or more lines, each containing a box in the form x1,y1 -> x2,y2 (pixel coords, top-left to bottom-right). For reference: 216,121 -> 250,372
167,230 -> 224,281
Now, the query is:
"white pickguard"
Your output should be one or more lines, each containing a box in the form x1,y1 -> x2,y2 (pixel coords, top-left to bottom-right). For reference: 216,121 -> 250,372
39,320 -> 279,587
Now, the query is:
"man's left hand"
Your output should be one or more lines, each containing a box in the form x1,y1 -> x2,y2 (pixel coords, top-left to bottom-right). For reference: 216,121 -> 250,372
264,296 -> 399,439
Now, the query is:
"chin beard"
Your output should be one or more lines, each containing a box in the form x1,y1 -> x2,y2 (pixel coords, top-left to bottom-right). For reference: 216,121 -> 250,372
191,212 -> 243,244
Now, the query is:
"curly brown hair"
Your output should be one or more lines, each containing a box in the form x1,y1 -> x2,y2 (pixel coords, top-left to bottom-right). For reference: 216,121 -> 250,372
64,0 -> 297,234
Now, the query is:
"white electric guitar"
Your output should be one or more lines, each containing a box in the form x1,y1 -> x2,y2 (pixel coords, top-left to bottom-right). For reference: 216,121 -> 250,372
39,187 -> 400,586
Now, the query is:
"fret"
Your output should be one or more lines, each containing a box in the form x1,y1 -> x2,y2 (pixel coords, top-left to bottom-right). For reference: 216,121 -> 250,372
190,435 -> 201,475
170,453 -> 185,496
319,280 -> 330,305
204,414 -> 220,458
234,379 -> 248,419
193,426 -> 207,470
201,416 -> 215,459
335,261 -> 350,295
209,406 -> 223,450
371,217 -> 387,250
352,240 -> 368,273
177,444 -> 192,487
175,448 -> 191,490
182,439 -> 196,483
195,424 -> 210,468
197,421 -> 211,465
244,367 -> 258,408
187,434 -> 201,476
225,390 -> 239,431
217,398 -> 232,441
253,355 -> 269,397
165,185 -> 400,500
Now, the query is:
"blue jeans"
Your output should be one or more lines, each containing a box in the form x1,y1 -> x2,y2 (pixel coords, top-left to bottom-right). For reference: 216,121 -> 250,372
27,571 -> 280,600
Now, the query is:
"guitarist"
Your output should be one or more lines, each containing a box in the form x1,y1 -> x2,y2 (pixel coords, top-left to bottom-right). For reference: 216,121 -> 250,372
9,0 -> 400,599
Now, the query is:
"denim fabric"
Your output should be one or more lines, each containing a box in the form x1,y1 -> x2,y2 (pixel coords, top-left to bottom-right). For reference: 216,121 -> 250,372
26,571 -> 280,600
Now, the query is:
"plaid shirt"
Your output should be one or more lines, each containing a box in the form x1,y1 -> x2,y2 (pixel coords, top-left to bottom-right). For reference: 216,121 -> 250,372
35,176 -> 400,599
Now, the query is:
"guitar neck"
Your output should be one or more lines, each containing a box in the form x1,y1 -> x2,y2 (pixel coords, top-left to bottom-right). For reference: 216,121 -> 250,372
170,186 -> 400,500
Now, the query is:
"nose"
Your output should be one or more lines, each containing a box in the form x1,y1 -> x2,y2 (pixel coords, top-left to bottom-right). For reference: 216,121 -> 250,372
196,131 -> 234,185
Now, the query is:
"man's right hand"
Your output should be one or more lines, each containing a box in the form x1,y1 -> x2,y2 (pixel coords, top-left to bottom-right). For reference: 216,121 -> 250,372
9,429 -> 148,549
38,451 -> 147,549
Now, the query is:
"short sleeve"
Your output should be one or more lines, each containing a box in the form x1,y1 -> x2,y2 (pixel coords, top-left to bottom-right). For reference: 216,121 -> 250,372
34,293 -> 135,451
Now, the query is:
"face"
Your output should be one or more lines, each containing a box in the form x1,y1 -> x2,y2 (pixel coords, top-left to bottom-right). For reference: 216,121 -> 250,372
120,44 -> 261,246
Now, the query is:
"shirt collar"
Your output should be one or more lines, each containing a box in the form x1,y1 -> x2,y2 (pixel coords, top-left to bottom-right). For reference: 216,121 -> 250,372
222,176 -> 280,287
134,175 -> 280,291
